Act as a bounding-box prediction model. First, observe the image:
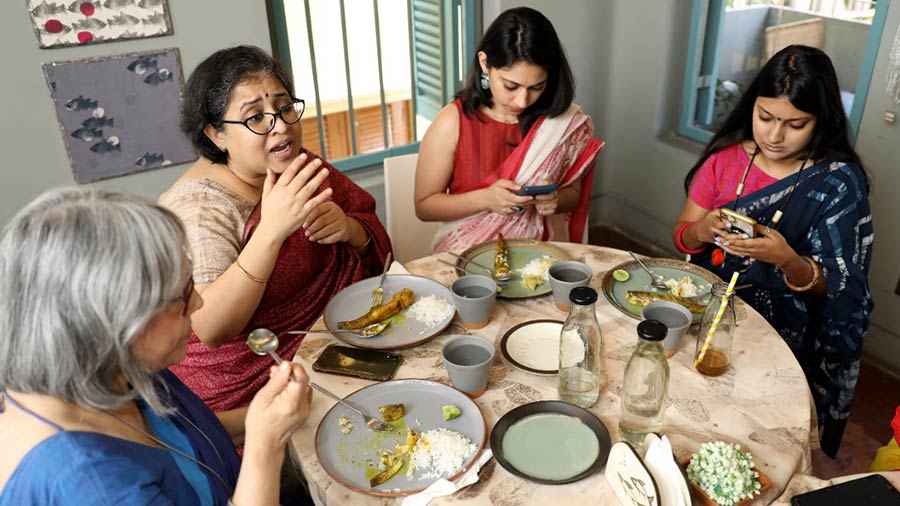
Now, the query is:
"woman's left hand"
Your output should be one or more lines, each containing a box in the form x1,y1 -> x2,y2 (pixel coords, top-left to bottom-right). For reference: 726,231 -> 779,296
531,179 -> 559,216
719,224 -> 797,267
303,201 -> 354,244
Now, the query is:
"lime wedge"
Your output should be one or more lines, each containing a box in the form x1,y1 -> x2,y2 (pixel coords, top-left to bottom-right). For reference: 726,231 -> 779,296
612,269 -> 630,282
442,404 -> 461,420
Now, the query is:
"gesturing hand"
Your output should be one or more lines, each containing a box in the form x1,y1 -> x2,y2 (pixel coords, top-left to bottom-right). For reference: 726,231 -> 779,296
483,179 -> 534,215
303,201 -> 354,244
258,153 -> 333,242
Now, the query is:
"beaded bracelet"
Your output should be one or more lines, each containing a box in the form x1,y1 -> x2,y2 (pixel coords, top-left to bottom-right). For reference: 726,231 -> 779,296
235,258 -> 267,284
783,256 -> 820,292
675,221 -> 706,255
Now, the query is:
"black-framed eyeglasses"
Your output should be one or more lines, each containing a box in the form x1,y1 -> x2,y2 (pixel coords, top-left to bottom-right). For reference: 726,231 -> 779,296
221,99 -> 306,135
177,275 -> 195,315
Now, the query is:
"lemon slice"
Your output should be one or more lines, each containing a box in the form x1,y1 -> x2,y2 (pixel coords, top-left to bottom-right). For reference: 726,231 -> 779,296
442,404 -> 461,420
612,269 -> 630,282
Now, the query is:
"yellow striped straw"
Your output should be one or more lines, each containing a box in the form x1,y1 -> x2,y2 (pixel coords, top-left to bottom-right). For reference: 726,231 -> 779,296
694,271 -> 741,366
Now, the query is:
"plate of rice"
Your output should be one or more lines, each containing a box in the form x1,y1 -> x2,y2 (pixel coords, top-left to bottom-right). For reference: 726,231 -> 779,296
453,239 -> 571,299
315,379 -> 487,496
322,275 -> 456,350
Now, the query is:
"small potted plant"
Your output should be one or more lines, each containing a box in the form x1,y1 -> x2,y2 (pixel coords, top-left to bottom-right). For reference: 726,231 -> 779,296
685,441 -> 770,506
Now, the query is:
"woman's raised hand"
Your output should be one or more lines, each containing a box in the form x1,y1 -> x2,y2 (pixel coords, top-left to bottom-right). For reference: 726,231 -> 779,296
484,179 -> 534,215
302,201 -> 354,244
245,361 -> 312,450
259,153 -> 333,242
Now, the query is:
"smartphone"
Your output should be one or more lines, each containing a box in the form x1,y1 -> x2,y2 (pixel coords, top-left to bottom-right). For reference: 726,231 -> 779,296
791,474 -> 900,506
719,208 -> 757,238
312,345 -> 402,381
516,184 -> 558,196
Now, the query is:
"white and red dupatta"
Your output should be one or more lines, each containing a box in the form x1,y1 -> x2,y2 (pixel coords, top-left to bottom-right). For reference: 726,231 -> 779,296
432,104 -> 604,253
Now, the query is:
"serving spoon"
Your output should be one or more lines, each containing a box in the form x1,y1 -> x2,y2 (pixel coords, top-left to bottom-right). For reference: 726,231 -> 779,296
245,329 -> 392,432
285,321 -> 390,338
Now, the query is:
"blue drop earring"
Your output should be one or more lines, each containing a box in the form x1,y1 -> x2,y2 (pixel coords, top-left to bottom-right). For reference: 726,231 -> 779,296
480,72 -> 490,90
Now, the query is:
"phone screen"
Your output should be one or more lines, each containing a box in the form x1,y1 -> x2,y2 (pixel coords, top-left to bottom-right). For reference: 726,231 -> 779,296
312,345 -> 402,381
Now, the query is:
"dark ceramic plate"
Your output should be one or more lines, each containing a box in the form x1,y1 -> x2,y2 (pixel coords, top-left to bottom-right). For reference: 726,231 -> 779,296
491,400 -> 612,484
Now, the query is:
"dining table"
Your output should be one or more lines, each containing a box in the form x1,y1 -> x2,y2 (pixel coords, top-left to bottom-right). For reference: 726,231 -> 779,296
288,243 -> 817,505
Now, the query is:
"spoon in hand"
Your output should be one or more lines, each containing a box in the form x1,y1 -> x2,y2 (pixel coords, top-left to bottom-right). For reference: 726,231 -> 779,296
246,328 -> 304,383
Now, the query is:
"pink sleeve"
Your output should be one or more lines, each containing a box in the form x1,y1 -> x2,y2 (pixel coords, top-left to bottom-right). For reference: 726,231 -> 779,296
688,152 -> 720,210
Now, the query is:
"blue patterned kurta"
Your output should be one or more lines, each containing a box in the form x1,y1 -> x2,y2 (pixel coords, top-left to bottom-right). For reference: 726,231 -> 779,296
691,159 -> 874,458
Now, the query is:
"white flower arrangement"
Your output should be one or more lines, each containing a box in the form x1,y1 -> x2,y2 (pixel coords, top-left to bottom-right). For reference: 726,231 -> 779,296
686,441 -> 761,505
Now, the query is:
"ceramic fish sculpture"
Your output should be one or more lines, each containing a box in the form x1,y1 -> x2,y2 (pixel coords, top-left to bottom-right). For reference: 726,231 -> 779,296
65,95 -> 98,112
625,291 -> 706,314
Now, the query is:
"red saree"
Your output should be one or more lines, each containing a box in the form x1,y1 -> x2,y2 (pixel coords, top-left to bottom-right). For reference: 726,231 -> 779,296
170,149 -> 391,411
432,103 -> 604,253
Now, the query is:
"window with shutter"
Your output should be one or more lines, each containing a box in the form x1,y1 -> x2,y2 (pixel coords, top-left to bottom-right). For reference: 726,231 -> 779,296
678,0 -> 888,144
269,0 -> 477,171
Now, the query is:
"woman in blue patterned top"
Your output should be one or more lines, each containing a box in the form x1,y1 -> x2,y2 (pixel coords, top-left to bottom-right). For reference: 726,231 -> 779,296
0,188 -> 312,505
672,45 -> 873,458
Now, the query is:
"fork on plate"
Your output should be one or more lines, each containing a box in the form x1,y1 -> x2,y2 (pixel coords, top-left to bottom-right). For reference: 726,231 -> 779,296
370,252 -> 392,307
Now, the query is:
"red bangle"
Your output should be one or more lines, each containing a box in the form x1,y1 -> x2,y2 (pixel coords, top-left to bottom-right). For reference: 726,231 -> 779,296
675,222 -> 706,254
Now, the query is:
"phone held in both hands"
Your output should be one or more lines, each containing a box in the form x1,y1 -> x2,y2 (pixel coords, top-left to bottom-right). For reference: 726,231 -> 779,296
719,208 -> 756,238
516,184 -> 558,196
312,345 -> 402,381
790,474 -> 900,506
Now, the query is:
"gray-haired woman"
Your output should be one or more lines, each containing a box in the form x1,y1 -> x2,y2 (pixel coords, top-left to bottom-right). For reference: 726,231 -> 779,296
0,188 -> 311,505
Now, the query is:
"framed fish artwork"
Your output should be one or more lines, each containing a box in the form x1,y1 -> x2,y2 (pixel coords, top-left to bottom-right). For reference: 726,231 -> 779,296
43,48 -> 196,183
26,0 -> 173,49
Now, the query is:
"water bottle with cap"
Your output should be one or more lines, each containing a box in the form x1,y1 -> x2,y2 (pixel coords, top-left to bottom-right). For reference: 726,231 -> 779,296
558,286 -> 602,408
619,319 -> 670,450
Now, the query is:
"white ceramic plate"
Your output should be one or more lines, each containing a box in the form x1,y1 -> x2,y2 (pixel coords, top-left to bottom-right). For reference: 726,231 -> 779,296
499,320 -> 563,375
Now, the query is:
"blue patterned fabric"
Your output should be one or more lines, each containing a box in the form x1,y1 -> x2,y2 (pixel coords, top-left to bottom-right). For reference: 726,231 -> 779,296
691,159 -> 874,458
0,370 -> 241,505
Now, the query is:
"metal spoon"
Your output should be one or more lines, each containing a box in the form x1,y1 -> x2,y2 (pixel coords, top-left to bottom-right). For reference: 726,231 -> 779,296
309,383 -> 392,432
285,321 -> 391,338
246,328 -> 304,383
628,251 -> 669,290
446,252 -> 515,282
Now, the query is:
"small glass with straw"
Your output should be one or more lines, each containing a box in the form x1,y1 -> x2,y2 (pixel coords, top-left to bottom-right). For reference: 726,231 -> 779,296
694,273 -> 740,376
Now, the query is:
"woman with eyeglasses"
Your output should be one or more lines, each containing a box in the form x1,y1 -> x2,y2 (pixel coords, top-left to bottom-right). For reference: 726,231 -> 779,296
673,45 -> 873,458
160,46 -> 391,416
0,188 -> 311,505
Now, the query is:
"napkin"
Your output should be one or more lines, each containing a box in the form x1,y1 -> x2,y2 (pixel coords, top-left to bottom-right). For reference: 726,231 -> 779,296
401,449 -> 493,506
643,435 -> 691,506
387,261 -> 411,275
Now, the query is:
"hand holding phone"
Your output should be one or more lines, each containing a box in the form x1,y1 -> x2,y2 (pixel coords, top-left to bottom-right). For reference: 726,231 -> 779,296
719,208 -> 756,238
516,184 -> 557,197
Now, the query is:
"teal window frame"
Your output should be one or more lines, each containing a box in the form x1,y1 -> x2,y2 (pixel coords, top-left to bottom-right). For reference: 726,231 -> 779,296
267,0 -> 477,172
678,0 -> 890,145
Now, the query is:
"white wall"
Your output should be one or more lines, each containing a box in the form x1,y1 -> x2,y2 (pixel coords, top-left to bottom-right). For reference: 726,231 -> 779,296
0,1 -> 272,223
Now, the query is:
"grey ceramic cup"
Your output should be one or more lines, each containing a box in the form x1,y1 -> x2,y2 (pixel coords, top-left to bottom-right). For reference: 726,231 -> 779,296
641,301 -> 692,357
548,261 -> 593,311
441,335 -> 495,397
450,275 -> 497,329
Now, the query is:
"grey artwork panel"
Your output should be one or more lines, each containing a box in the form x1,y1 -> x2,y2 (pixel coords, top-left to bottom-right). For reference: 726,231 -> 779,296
26,0 -> 174,49
43,48 -> 196,183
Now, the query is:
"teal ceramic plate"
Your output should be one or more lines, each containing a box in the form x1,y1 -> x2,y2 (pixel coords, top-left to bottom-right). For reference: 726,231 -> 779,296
600,257 -> 722,323
454,239 -> 571,299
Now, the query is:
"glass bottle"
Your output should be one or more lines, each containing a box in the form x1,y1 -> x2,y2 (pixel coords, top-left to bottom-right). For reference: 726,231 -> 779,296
558,286 -> 602,408
694,282 -> 736,377
619,320 -> 670,450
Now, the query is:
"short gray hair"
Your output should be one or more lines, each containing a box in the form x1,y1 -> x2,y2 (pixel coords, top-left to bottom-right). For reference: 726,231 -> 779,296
0,187 -> 189,414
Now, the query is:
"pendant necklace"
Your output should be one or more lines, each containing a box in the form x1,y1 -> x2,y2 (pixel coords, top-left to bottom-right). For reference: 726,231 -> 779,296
731,144 -> 809,231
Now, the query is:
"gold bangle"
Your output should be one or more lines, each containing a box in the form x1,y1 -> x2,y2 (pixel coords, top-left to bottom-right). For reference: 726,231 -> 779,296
235,258 -> 267,284
783,256 -> 820,292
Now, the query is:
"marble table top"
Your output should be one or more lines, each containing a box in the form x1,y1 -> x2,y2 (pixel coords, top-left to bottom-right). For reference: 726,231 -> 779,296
289,243 -> 815,505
